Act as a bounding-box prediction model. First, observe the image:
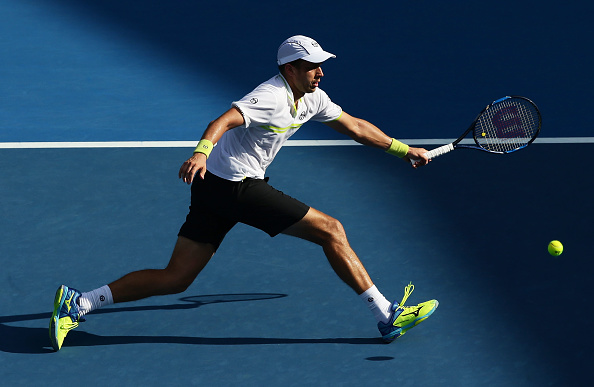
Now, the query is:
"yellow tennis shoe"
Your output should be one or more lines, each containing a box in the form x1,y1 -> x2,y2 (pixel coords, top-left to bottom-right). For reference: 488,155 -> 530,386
49,285 -> 84,351
378,282 -> 438,343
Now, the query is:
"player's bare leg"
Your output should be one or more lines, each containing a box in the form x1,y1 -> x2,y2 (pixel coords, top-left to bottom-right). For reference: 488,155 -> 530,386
282,207 -> 373,294
282,207 -> 438,342
108,236 -> 215,303
50,236 -> 214,350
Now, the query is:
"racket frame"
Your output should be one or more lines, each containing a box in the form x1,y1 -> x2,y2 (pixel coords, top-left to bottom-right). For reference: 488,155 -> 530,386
454,95 -> 541,154
417,96 -> 541,162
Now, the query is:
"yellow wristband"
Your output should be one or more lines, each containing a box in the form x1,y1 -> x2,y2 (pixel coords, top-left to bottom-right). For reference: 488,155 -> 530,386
193,139 -> 213,158
386,138 -> 409,158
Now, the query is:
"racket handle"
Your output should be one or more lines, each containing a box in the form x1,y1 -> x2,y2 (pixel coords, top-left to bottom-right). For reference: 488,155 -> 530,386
410,143 -> 454,166
425,143 -> 454,159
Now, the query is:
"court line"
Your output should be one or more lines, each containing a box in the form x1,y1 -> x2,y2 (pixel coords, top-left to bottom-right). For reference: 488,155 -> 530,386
0,138 -> 592,149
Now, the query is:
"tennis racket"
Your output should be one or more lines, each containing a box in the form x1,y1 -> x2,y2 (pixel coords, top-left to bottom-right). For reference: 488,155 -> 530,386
412,96 -> 541,165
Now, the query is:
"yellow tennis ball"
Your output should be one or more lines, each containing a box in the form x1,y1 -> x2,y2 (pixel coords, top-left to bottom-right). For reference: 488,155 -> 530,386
548,240 -> 563,256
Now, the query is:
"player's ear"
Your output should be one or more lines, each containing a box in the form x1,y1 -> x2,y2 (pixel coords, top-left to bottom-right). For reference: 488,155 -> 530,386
285,61 -> 302,78
284,63 -> 294,76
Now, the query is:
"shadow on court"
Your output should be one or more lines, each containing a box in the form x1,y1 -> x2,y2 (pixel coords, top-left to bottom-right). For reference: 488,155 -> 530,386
0,293 -> 383,355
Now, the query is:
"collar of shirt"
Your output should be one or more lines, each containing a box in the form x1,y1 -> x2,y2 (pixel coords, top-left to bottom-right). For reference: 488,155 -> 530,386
278,73 -> 301,118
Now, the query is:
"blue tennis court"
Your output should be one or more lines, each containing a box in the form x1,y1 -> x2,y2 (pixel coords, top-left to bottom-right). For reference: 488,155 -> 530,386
1,1 -> 593,386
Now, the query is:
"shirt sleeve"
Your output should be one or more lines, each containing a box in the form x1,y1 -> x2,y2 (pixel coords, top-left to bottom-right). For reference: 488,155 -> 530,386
309,88 -> 343,122
231,86 -> 279,128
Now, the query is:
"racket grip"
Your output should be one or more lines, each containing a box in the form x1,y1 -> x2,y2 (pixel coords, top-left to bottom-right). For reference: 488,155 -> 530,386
425,143 -> 454,159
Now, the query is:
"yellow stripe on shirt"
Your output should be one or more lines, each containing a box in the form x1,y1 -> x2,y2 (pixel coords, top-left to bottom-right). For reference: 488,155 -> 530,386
258,123 -> 303,133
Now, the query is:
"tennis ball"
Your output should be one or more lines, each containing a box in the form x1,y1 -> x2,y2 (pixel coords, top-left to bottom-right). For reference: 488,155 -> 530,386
548,240 -> 563,256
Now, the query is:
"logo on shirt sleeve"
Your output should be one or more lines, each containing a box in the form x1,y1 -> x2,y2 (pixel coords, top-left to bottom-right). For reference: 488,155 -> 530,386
250,98 -> 258,104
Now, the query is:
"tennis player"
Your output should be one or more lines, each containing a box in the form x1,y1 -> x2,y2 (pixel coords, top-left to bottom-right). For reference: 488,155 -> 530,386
50,35 -> 438,351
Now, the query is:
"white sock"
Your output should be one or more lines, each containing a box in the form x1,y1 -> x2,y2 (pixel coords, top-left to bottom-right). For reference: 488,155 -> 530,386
360,285 -> 393,324
77,285 -> 114,317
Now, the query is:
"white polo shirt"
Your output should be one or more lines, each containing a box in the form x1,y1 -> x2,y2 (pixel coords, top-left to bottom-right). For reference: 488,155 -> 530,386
206,74 -> 343,181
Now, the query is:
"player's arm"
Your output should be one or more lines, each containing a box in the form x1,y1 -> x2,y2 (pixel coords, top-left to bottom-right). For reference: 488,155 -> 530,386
179,107 -> 245,184
324,111 -> 429,167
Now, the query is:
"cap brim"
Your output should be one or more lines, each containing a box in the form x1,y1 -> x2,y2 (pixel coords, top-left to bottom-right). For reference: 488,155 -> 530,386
302,51 -> 336,64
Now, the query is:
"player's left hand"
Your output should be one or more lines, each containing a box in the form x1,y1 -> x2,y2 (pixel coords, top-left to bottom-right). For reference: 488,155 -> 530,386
179,153 -> 207,184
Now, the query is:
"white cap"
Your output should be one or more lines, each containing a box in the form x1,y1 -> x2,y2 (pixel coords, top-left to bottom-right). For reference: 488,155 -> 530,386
277,35 -> 336,65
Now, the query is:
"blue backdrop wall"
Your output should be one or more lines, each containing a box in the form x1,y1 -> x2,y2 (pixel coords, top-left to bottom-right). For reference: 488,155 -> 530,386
1,0 -> 592,141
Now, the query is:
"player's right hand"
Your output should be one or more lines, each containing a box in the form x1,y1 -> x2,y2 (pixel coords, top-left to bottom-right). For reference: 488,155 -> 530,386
404,146 -> 430,168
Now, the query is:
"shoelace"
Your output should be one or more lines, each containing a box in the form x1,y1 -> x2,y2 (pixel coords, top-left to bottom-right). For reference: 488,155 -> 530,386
61,296 -> 83,328
396,282 -> 415,311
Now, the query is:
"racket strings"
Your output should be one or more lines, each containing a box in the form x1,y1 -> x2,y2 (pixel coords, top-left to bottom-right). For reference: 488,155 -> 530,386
474,98 -> 540,153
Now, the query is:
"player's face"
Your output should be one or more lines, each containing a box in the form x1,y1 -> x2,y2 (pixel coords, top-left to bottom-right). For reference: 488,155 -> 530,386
290,61 -> 324,96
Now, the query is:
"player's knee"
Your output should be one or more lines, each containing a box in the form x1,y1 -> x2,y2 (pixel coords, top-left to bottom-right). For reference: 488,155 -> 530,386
169,279 -> 192,294
161,270 -> 195,295
320,216 -> 347,244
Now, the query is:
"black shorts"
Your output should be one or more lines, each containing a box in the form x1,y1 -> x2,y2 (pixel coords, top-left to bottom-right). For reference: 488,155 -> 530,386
178,171 -> 310,250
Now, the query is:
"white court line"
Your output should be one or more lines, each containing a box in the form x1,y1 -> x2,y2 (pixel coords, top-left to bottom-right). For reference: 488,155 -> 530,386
0,137 -> 593,149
